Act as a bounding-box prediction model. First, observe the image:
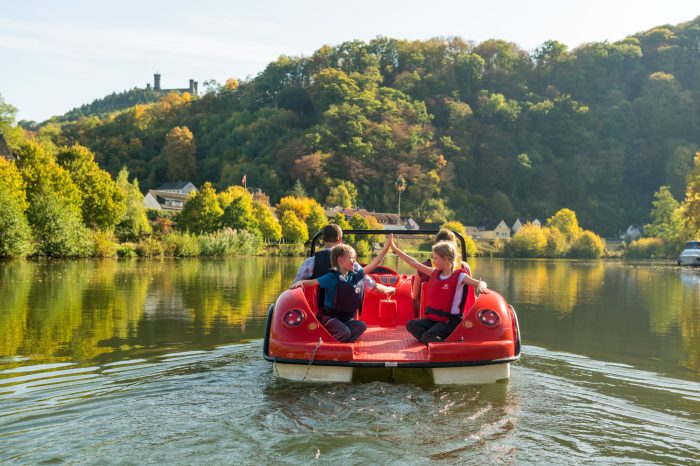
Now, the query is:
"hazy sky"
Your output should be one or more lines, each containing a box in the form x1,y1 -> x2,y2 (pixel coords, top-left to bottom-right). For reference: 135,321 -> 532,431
2,0 -> 698,122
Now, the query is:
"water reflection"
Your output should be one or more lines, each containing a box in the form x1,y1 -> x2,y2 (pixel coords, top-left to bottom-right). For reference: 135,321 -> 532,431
0,258 -> 699,380
0,258 -> 298,368
475,259 -> 700,377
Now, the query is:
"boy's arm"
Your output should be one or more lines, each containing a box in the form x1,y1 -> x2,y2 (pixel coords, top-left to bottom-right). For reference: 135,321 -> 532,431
289,278 -> 318,289
363,240 -> 391,274
375,283 -> 396,296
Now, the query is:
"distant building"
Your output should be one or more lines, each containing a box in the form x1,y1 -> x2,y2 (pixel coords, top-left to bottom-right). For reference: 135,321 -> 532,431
143,181 -> 198,211
155,181 -> 198,196
620,224 -> 643,242
325,206 -> 418,230
0,134 -> 16,162
465,226 -> 480,237
511,218 -> 542,234
476,220 -> 512,241
146,73 -> 198,96
249,187 -> 270,206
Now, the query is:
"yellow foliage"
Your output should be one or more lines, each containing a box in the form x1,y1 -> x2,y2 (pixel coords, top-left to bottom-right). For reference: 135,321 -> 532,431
0,158 -> 28,210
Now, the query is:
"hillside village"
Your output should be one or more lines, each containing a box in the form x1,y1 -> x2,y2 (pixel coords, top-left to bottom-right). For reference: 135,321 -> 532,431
142,179 -> 635,245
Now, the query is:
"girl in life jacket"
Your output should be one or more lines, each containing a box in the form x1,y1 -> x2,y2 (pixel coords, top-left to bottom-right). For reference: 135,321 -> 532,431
290,241 -> 395,343
389,235 -> 488,343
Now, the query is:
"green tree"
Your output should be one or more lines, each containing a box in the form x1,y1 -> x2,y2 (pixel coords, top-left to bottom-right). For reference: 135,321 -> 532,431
546,208 -> 582,241
17,141 -> 82,212
164,126 -> 197,182
0,184 -> 33,258
115,167 -> 151,241
177,182 -> 223,234
221,188 -> 258,232
326,182 -> 357,208
280,210 -> 308,244
681,152 -> 700,236
253,201 -> 282,241
645,186 -> 680,240
291,179 -> 307,198
0,158 -> 28,211
27,185 -> 92,257
0,93 -> 25,147
306,202 -> 328,238
57,144 -> 126,230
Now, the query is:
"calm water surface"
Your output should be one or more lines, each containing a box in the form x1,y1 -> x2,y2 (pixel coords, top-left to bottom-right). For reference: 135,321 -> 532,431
0,258 -> 698,464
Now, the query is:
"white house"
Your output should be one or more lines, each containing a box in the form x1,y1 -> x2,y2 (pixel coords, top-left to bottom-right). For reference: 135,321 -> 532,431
155,181 -> 198,196
476,220 -> 512,241
620,224 -> 643,241
512,218 -> 542,234
143,190 -> 191,211
143,182 -> 198,211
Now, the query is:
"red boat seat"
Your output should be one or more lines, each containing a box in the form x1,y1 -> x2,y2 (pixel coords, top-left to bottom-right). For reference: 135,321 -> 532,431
302,283 -> 319,313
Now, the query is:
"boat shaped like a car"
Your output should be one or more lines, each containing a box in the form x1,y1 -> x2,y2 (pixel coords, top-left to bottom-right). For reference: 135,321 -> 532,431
678,240 -> 700,266
263,229 -> 521,384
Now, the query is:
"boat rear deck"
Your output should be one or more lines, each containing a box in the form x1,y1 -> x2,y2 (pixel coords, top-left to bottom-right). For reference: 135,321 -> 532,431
352,326 -> 429,362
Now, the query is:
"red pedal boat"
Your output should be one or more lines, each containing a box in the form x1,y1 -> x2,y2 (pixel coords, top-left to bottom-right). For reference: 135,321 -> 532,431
263,229 -> 521,384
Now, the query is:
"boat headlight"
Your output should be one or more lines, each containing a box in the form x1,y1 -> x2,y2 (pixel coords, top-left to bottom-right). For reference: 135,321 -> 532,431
282,309 -> 306,328
477,309 -> 500,327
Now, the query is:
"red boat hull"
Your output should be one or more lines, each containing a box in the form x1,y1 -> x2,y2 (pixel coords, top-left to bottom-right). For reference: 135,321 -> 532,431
263,273 -> 520,383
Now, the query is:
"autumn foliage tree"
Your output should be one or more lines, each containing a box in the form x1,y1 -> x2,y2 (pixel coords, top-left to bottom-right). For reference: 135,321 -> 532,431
164,126 -> 197,182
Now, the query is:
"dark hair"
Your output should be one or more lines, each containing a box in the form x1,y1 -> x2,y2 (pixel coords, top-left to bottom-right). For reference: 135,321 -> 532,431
322,224 -> 343,243
435,229 -> 456,244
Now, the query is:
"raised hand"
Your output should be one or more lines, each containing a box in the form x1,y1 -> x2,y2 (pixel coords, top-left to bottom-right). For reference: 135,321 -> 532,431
387,233 -> 396,251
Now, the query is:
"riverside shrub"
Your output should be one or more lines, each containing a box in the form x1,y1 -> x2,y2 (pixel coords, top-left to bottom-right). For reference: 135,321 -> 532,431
543,226 -> 567,258
27,190 -> 92,258
506,224 -> 547,257
137,237 -> 164,257
92,230 -> 119,258
569,230 -> 605,258
198,228 -> 262,256
625,237 -> 665,258
163,231 -> 201,257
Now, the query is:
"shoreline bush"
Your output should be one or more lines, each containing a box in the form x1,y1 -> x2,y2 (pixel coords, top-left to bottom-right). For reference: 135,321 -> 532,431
625,237 -> 666,259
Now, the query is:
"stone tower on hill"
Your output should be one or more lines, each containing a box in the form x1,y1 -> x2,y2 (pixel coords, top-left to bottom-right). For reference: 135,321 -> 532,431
146,73 -> 198,95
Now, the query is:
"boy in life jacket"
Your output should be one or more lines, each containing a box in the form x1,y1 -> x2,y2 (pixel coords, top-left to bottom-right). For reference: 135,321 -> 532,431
290,241 -> 395,342
390,235 -> 488,343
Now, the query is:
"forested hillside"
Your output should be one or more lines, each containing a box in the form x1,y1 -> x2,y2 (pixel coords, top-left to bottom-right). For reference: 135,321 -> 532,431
43,16 -> 700,235
58,88 -> 163,122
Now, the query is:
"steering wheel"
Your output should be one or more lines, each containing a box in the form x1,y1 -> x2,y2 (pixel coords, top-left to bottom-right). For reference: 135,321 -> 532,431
371,265 -> 398,275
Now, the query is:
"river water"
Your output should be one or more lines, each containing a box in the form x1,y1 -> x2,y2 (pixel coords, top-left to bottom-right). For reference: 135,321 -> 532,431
0,258 -> 698,464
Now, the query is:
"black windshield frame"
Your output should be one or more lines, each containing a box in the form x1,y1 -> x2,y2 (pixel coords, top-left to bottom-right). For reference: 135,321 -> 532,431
309,229 -> 467,262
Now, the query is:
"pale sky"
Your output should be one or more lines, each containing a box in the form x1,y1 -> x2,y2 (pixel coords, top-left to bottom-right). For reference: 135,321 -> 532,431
1,0 -> 698,122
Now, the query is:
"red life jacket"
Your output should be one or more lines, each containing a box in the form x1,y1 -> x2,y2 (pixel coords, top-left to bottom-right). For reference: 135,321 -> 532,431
425,269 -> 462,322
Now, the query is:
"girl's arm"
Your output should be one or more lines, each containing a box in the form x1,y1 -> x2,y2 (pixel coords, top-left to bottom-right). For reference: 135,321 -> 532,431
391,240 -> 433,276
411,272 -> 422,300
289,278 -> 318,289
462,275 -> 488,293
363,239 -> 391,274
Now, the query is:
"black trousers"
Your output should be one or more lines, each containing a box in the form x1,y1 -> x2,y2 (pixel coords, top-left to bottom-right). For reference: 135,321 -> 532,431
406,317 -> 460,343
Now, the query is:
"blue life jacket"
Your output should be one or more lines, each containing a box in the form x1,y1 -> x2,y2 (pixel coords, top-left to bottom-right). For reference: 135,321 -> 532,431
319,270 -> 363,322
